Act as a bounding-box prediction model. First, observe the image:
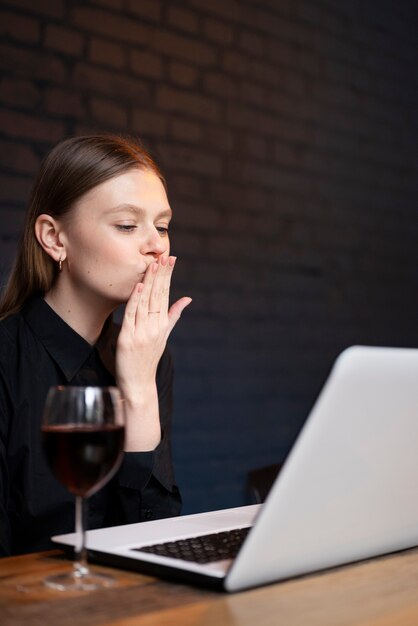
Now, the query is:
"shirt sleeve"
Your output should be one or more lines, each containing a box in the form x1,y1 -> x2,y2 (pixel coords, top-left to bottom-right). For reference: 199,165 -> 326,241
0,442 -> 11,556
103,348 -> 181,525
0,359 -> 12,556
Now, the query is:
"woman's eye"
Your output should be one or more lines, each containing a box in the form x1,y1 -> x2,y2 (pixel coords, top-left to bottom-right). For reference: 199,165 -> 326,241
115,224 -> 137,232
157,226 -> 169,236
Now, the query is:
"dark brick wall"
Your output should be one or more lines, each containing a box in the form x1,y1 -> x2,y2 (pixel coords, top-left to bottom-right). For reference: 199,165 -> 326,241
0,0 -> 417,513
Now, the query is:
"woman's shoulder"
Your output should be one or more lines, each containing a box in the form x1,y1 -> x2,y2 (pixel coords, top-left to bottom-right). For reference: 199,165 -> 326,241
0,312 -> 25,381
0,311 -> 23,346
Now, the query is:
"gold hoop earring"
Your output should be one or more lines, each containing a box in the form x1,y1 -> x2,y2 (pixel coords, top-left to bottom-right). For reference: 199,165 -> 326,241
58,258 -> 63,272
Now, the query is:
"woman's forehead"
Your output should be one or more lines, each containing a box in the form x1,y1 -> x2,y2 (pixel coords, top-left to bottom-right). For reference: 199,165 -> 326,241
71,170 -> 170,216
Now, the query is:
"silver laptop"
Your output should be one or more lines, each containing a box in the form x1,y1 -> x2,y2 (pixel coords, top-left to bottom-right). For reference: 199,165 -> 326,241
53,346 -> 418,592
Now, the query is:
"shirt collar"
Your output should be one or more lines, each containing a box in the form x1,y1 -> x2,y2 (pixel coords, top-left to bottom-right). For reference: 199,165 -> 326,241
22,295 -> 114,382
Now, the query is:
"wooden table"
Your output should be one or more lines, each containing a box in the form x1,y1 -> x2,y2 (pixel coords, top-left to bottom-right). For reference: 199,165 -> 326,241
1,547 -> 418,626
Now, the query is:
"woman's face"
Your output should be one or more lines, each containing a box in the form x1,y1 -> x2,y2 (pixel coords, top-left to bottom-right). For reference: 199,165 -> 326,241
59,168 -> 171,305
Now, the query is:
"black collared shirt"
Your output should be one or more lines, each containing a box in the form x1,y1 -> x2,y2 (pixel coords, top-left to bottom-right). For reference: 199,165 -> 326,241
0,295 -> 181,556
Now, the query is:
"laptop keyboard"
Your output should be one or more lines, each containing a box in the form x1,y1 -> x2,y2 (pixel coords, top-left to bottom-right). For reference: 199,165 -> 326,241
135,527 -> 251,564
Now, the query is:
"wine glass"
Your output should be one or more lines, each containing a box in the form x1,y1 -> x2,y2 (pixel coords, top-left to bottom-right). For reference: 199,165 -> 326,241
41,386 -> 125,591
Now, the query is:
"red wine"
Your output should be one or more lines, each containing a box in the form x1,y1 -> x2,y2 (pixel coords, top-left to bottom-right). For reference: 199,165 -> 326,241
42,424 -> 125,497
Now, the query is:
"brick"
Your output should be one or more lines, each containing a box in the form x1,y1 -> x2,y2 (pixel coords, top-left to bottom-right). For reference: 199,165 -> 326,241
238,133 -> 269,160
174,201 -> 222,232
245,186 -> 274,212
169,117 -> 202,143
203,72 -> 237,99
0,78 -> 40,109
227,157 -> 315,193
73,63 -> 149,103
0,108 -> 65,142
321,8 -> 349,36
208,180 -> 244,209
203,125 -> 234,153
239,29 -> 265,57
173,371 -> 207,400
254,9 -> 314,45
0,244 -> 18,281
126,0 -> 162,22
239,80 -> 265,108
206,232 -> 258,261
166,230 -> 204,258
297,48 -> 321,76
0,0 -> 65,18
89,38 -> 125,69
132,110 -> 167,138
0,10 -> 39,43
222,50 -> 248,76
90,0 -> 124,9
45,88 -> 85,118
274,141 -> 306,168
0,43 -> 66,83
281,70 -> 306,96
257,0 -> 292,13
235,106 -> 312,143
156,142 -> 222,177
168,6 -> 199,34
0,139 -> 39,175
0,208 -> 25,239
169,174 -> 202,199
151,30 -> 216,67
203,18 -> 234,45
247,58 -> 280,88
313,80 -> 357,110
168,61 -> 198,88
314,32 -> 361,65
297,0 -> 322,25
266,38 -> 294,66
224,102 -> 253,129
0,173 -> 32,204
130,50 -> 163,79
44,25 -> 84,57
89,97 -> 127,128
156,85 -> 220,123
188,0 -> 241,22
191,261 -> 255,290
71,6 -> 149,45
73,122 -> 108,137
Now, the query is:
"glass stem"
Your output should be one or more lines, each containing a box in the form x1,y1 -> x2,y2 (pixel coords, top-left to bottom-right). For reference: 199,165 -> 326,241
74,496 -> 89,578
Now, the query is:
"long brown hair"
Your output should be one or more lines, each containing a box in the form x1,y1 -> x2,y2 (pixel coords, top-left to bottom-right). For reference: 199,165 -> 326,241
0,135 -> 164,320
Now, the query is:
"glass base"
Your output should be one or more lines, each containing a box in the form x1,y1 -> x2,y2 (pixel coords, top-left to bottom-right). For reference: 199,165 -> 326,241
44,570 -> 116,591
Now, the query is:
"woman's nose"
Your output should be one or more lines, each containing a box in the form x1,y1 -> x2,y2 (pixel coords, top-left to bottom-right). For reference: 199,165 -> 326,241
140,229 -> 168,257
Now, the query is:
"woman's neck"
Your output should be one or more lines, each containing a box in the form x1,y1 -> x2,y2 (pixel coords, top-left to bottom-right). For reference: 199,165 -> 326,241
44,282 -> 115,345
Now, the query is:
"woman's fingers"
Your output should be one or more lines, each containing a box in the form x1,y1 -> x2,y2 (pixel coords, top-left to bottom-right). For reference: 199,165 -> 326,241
167,297 -> 192,333
136,261 -> 158,323
122,281 -> 143,329
160,256 -> 176,314
148,256 -> 167,315
147,255 -> 173,316
124,256 -> 190,337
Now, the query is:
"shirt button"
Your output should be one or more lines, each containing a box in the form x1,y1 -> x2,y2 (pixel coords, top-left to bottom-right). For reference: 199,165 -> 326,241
145,510 -> 153,520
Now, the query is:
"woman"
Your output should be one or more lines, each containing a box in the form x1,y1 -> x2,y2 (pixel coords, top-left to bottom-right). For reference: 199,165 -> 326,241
0,135 -> 191,556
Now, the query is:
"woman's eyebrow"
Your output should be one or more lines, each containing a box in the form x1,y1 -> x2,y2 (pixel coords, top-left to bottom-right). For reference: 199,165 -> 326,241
105,203 -> 172,218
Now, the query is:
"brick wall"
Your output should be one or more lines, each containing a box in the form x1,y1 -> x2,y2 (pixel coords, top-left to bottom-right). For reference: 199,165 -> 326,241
0,0 -> 417,513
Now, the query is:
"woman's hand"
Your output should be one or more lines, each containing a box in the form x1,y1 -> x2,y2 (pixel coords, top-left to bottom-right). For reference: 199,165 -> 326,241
116,255 -> 191,451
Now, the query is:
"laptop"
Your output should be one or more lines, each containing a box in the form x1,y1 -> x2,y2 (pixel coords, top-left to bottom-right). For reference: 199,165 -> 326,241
53,346 -> 418,592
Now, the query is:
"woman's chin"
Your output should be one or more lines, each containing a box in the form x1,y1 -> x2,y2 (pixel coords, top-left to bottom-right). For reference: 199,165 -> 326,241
103,279 -> 140,304
104,289 -> 131,306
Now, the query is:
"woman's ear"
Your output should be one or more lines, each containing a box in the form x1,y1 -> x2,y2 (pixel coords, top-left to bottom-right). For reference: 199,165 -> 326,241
34,214 -> 66,263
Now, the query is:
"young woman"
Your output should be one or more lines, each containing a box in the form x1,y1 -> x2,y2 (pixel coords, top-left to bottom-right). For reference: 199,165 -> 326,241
0,135 -> 192,556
